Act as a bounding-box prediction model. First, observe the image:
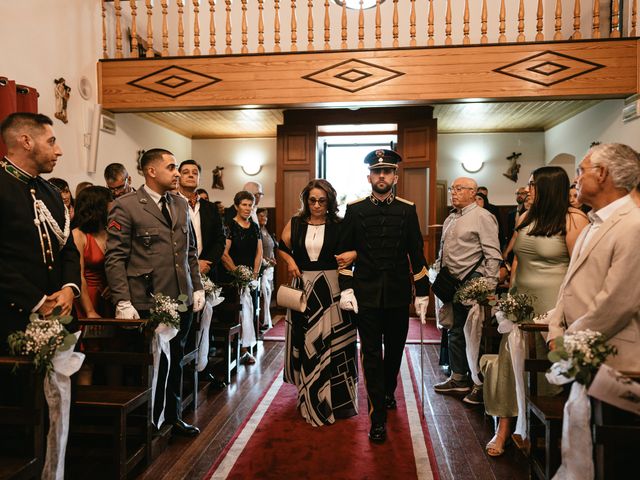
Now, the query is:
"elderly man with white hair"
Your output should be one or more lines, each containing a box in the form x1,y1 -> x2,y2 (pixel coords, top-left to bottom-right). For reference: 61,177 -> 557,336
547,143 -> 640,371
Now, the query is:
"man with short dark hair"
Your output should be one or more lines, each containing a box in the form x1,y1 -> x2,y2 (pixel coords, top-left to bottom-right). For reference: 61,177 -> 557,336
104,162 -> 134,198
338,149 -> 430,443
178,159 -> 227,388
548,143 -> 640,371
0,112 -> 81,350
105,148 -> 205,436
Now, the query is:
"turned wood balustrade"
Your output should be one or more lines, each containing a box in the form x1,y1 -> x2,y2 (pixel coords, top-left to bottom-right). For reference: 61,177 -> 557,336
102,0 -> 638,59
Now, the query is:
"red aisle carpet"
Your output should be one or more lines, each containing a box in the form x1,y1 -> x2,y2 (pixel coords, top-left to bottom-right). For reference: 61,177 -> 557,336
204,350 -> 439,480
264,317 -> 441,344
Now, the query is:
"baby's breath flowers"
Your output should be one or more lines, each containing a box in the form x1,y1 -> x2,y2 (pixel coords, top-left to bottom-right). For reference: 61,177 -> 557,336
7,308 -> 77,373
453,277 -> 494,306
144,293 -> 188,331
548,329 -> 617,386
229,265 -> 254,290
201,274 -> 216,297
492,290 -> 536,324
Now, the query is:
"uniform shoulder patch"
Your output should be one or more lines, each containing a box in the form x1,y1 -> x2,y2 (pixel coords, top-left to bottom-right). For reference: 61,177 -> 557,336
347,197 -> 366,205
396,196 -> 414,206
108,219 -> 121,231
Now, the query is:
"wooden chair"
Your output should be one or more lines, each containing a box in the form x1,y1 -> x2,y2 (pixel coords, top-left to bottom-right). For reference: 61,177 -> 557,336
68,318 -> 152,480
0,358 -> 45,480
592,371 -> 640,480
519,323 -> 566,480
211,300 -> 242,384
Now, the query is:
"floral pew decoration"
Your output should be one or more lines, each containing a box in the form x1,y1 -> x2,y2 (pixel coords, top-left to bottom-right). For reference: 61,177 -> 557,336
454,277 -> 495,386
8,308 -> 84,480
546,330 -> 617,480
196,274 -> 225,372
228,265 -> 259,347
492,290 -> 536,440
143,292 -> 187,428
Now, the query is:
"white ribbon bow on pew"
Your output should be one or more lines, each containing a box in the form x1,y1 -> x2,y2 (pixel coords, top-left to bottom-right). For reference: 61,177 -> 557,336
42,331 -> 85,480
151,324 -> 179,428
196,289 -> 225,372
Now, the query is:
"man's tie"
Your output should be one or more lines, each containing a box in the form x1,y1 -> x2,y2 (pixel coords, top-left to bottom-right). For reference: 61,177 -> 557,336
159,195 -> 172,226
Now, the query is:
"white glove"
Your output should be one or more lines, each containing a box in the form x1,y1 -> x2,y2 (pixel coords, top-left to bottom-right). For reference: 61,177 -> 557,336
339,288 -> 359,314
249,279 -> 260,290
193,289 -> 205,312
116,300 -> 140,320
414,296 -> 429,324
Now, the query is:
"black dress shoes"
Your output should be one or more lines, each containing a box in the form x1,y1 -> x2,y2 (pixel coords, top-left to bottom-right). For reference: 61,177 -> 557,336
384,394 -> 397,410
203,372 -> 228,389
171,419 -> 200,437
369,422 -> 387,443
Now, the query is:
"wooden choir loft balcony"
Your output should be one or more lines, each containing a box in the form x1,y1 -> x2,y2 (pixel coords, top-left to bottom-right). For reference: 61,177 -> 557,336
98,0 -> 639,111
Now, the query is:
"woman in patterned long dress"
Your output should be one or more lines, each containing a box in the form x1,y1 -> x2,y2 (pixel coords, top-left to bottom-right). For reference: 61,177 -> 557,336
279,179 -> 358,426
482,166 -> 589,456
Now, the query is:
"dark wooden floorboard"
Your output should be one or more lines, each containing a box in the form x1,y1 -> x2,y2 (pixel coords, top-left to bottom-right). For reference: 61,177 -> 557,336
136,340 -> 528,479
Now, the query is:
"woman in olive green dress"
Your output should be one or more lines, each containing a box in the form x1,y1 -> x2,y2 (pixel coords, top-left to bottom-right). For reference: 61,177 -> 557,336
481,166 -> 589,456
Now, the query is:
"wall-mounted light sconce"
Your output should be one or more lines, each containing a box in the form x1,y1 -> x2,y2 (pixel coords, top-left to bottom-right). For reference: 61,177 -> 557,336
241,160 -> 262,176
461,159 -> 484,173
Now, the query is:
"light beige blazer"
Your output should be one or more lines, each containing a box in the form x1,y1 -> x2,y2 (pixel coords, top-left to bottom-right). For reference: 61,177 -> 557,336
548,199 -> 640,371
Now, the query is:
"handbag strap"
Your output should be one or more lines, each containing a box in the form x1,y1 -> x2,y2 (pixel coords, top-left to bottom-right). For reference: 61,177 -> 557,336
461,256 -> 485,283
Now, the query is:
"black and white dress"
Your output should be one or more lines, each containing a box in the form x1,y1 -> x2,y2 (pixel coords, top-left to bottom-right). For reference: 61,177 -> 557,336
283,217 -> 358,426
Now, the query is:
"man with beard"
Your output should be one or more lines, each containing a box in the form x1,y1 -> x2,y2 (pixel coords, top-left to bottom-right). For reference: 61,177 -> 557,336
338,149 -> 430,443
0,113 -> 80,351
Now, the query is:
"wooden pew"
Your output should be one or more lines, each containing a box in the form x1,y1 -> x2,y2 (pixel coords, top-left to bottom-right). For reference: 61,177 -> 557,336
519,323 -> 566,480
592,371 -> 640,480
211,300 -> 242,383
68,318 -> 152,480
0,357 -> 45,480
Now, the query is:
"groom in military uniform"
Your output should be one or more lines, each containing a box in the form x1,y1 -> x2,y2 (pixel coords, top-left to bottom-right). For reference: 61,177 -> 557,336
338,149 -> 430,443
105,148 -> 205,436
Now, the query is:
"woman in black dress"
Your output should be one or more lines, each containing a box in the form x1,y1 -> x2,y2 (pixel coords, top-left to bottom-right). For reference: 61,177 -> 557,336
221,190 -> 263,364
279,179 -> 357,426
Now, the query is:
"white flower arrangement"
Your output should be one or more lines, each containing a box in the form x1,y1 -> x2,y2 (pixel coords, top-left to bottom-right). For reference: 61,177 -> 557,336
201,274 -> 218,297
492,290 -> 535,324
453,277 -> 494,306
144,292 -> 188,331
548,329 -> 617,386
7,308 -> 78,373
229,265 -> 255,290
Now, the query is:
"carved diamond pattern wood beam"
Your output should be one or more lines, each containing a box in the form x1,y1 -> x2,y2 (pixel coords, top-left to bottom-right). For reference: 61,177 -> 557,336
302,58 -> 404,92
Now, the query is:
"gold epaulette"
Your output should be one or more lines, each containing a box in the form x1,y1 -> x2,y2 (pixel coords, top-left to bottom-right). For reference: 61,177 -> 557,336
338,269 -> 353,276
347,197 -> 366,206
396,196 -> 414,206
413,266 -> 427,282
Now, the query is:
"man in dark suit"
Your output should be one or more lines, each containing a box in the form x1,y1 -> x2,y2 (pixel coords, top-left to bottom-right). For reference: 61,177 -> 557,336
178,159 -> 226,388
338,149 -> 430,443
105,148 -> 204,436
0,113 -> 80,352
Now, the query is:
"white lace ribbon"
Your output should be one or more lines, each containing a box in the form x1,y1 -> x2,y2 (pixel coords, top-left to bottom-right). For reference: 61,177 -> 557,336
497,311 -> 528,439
545,376 -> 594,480
463,303 -> 483,385
151,324 -> 179,428
196,290 -> 225,372
239,286 -> 256,346
42,332 -> 85,480
261,266 -> 274,329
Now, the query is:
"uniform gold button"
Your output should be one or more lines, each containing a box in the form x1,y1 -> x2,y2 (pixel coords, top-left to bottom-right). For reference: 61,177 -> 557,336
18,308 -> 23,313
48,266 -> 53,271
10,303 -> 15,307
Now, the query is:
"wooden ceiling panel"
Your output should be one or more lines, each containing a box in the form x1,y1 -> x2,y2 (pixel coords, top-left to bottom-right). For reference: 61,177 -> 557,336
134,100 -> 601,139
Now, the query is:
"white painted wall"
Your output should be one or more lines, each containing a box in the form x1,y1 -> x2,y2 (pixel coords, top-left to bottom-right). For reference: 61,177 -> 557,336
437,132 -> 546,205
190,137 -> 277,207
545,99 -> 640,167
0,0 -> 190,192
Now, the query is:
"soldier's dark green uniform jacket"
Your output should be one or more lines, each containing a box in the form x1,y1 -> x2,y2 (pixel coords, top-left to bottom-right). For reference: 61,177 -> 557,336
338,193 -> 430,305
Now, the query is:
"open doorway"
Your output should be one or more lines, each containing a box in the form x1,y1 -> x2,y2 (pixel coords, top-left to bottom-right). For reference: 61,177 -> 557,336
318,125 -> 397,215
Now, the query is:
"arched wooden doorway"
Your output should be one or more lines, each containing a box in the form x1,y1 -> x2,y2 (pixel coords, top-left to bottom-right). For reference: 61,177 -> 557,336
275,106 -> 438,287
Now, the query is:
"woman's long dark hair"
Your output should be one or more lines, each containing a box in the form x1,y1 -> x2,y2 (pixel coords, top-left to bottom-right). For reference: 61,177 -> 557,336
74,186 -> 112,234
297,179 -> 340,223
517,166 -> 570,237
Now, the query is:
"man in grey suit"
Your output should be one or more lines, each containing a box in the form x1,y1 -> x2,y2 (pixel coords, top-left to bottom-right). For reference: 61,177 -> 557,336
548,143 -> 640,371
105,148 -> 205,436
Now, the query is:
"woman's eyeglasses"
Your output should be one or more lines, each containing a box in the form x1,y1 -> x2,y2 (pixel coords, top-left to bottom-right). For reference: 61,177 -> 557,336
308,197 -> 327,206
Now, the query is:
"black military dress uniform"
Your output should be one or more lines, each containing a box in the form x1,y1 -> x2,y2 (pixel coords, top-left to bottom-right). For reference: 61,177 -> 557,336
338,150 -> 430,431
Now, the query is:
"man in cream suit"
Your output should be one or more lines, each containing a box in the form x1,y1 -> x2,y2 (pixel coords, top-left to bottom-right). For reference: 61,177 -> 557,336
105,148 -> 205,435
547,143 -> 640,370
